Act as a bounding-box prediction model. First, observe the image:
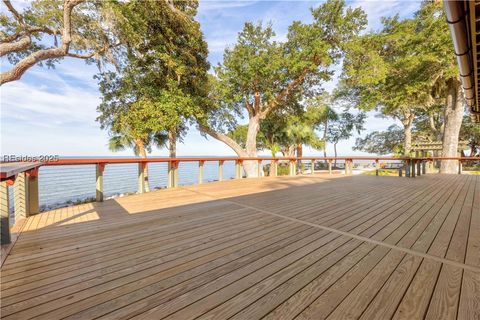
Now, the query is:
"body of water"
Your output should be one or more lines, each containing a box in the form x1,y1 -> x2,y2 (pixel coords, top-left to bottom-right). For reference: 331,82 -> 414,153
8,160 -> 238,212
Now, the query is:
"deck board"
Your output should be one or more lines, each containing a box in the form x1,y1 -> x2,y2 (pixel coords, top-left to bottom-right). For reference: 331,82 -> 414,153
0,174 -> 478,319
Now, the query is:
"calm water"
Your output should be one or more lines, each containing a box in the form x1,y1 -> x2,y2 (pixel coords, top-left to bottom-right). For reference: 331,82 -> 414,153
7,158 -> 398,213
8,161 -> 238,212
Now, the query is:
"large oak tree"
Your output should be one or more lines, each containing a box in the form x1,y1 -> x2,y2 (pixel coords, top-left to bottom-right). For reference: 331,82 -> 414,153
198,0 -> 366,177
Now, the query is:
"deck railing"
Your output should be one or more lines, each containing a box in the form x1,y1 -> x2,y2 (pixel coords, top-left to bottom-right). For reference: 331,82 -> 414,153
0,156 -> 477,245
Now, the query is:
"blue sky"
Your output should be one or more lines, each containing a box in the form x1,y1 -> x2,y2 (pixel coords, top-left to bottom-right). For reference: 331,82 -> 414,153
0,0 -> 421,157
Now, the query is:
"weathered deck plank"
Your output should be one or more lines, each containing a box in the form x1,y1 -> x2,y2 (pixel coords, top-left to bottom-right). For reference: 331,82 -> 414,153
0,174 -> 478,319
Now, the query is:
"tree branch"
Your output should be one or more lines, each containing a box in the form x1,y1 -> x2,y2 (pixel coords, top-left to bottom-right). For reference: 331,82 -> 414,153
3,0 -> 24,26
260,67 -> 309,118
1,0 -> 85,85
197,123 -> 247,156
66,52 -> 95,59
0,35 -> 31,57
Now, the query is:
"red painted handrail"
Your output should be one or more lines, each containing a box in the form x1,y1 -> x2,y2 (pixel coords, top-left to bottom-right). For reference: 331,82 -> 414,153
0,156 -> 478,172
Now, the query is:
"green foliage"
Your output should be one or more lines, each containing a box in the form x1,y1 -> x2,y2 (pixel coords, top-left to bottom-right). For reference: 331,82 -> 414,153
96,0 -> 209,155
460,116 -> 480,156
202,0 -> 367,158
1,0 -> 128,79
339,1 -> 457,155
353,124 -> 404,155
327,111 -> 366,146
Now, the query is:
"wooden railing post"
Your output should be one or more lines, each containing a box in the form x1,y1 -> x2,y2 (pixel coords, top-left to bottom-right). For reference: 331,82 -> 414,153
173,161 -> 179,187
311,160 -> 315,175
405,160 -> 410,177
289,160 -> 295,176
13,172 -> 28,220
1,180 -> 11,244
421,151 -> 426,174
198,161 -> 204,184
328,160 -> 332,175
218,160 -> 224,181
458,160 -> 462,174
345,159 -> 352,176
257,160 -> 262,177
411,160 -> 416,178
272,160 -> 278,177
26,168 -> 39,214
138,163 -> 146,193
95,164 -> 105,202
416,159 -> 421,176
375,159 -> 380,176
235,160 -> 242,179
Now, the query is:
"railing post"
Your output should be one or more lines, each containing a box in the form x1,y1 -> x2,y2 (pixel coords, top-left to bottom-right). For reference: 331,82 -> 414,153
272,160 -> 278,177
421,152 -> 426,174
198,160 -> 204,184
218,160 -> 224,181
328,160 -> 332,175
95,163 -> 105,202
26,168 -> 39,214
173,161 -> 179,187
257,160 -> 262,177
405,160 -> 410,177
235,160 -> 242,179
167,161 -> 174,188
416,159 -> 421,176
138,163 -> 146,193
458,160 -> 462,174
345,159 -> 352,176
411,160 -> 416,178
289,160 -> 296,176
311,160 -> 315,175
1,180 -> 11,244
13,172 -> 28,221
375,159 -> 380,176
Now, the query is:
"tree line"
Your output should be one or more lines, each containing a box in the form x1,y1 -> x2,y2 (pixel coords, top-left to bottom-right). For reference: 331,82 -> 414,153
2,0 -> 478,177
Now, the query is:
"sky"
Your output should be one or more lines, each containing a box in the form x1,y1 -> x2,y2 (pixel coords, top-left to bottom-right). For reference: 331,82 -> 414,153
0,0 -> 421,157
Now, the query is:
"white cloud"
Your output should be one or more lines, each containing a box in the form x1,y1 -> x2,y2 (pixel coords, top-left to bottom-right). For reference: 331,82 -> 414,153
1,79 -> 100,127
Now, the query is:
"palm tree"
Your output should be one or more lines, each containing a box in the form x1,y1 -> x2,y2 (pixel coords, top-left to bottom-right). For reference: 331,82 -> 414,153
108,132 -> 168,192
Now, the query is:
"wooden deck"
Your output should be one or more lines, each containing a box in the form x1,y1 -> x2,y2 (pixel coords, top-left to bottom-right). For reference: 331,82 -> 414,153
1,174 -> 479,319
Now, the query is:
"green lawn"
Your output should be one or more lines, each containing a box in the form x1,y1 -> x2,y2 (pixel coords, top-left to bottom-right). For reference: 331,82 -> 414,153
362,169 -> 399,176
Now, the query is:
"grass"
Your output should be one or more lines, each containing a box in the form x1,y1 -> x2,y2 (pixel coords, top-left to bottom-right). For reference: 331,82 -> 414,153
362,169 -> 399,177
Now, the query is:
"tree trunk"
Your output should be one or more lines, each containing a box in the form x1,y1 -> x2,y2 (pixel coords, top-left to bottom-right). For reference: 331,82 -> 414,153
135,139 -> 150,192
296,143 -> 303,173
440,78 -> 464,174
400,112 -> 415,157
168,129 -> 176,158
242,116 -> 261,177
404,125 -> 412,156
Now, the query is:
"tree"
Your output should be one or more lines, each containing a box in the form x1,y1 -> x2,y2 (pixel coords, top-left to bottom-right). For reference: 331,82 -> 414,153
353,124 -> 404,155
198,0 -> 367,177
303,94 -> 338,159
0,0 -> 197,85
327,111 -> 365,166
96,0 -> 209,159
1,0 -> 120,85
339,14 -> 432,157
412,2 -> 464,173
460,116 -> 480,157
